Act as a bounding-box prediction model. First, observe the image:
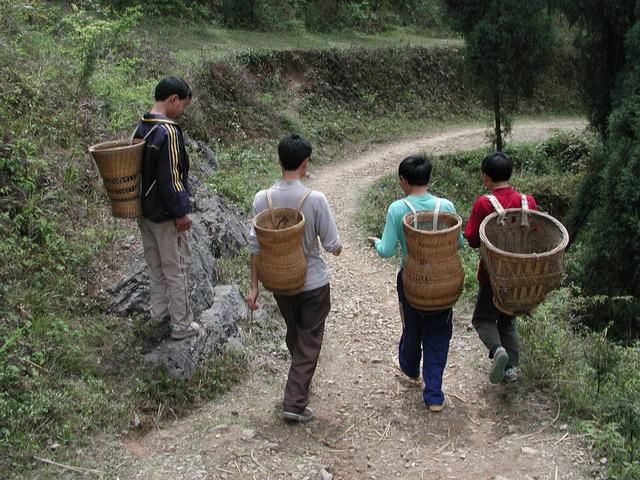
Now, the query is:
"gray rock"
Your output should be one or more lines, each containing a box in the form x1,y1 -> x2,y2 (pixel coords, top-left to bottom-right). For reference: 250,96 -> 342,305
144,285 -> 246,378
107,194 -> 247,318
318,468 -> 333,480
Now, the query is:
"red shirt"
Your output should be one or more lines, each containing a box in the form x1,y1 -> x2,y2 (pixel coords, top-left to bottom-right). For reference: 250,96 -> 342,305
464,186 -> 537,284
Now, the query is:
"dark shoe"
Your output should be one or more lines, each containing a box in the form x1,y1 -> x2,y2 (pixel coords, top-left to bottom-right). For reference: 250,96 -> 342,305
489,346 -> 509,384
171,322 -> 201,340
282,407 -> 314,423
504,367 -> 518,383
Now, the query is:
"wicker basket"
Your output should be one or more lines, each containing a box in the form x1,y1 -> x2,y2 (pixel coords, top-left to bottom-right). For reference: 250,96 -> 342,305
254,205 -> 307,296
402,208 -> 464,311
89,139 -> 145,218
480,208 -> 569,315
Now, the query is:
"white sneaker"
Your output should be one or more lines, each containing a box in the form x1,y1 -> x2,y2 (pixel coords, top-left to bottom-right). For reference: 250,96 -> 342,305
171,322 -> 201,340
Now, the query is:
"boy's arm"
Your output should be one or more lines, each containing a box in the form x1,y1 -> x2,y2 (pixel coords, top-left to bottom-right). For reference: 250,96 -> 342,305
371,207 -> 399,258
156,125 -> 190,220
315,194 -> 342,255
464,198 -> 484,249
246,197 -> 261,309
245,254 -> 260,310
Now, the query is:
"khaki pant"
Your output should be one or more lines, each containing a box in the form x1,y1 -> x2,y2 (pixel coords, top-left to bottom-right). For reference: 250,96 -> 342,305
137,217 -> 192,330
273,284 -> 331,414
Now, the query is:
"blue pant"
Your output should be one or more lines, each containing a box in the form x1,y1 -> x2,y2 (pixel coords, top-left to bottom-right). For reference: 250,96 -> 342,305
397,270 -> 453,405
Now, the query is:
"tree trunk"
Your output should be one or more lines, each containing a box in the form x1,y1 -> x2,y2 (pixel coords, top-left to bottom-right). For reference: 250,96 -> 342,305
494,87 -> 503,152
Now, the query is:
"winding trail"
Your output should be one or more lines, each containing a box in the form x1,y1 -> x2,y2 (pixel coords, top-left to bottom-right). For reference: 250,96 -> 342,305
112,119 -> 593,480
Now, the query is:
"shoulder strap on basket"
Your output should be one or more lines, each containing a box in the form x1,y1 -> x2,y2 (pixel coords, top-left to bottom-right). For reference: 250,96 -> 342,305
402,199 -> 418,229
266,189 -> 277,229
297,189 -> 312,211
129,124 -> 160,145
432,198 -> 442,231
520,194 -> 530,227
485,194 -> 506,225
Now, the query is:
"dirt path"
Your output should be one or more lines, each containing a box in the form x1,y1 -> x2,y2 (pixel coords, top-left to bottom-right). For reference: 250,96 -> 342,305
107,119 -> 594,480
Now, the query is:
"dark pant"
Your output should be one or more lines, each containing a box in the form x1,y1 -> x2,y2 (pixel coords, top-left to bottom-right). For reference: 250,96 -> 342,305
397,271 -> 452,406
274,284 -> 331,414
472,282 -> 520,367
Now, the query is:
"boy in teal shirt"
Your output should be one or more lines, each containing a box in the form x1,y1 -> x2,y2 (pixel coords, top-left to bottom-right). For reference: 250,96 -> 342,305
368,155 -> 462,411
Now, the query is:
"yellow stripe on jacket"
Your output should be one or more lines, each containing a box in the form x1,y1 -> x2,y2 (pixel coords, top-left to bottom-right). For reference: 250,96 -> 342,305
163,124 -> 184,192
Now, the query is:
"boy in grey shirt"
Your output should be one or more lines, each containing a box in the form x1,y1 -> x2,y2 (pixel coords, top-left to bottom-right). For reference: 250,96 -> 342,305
246,134 -> 341,422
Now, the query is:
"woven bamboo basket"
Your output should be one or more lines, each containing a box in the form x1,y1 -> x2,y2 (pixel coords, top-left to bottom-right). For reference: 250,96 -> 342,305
89,139 -> 145,218
480,209 -> 569,315
254,207 -> 307,295
402,210 -> 464,311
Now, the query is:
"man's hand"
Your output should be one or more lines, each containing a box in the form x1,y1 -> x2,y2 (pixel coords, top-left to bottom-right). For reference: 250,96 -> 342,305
245,287 -> 259,310
175,214 -> 192,232
332,245 -> 342,256
367,236 -> 379,247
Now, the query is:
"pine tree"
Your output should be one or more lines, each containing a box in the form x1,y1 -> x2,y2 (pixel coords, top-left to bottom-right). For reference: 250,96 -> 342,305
442,0 -> 554,151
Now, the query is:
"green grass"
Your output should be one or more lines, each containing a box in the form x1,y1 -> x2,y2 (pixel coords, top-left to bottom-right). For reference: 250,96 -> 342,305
148,23 -> 462,66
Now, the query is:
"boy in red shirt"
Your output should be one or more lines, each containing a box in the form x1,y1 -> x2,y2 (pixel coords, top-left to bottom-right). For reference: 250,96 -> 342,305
464,152 -> 537,384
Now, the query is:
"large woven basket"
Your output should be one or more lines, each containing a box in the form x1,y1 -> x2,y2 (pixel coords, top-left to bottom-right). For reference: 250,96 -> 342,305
480,209 -> 569,315
254,208 -> 307,295
89,139 -> 145,218
402,210 -> 464,311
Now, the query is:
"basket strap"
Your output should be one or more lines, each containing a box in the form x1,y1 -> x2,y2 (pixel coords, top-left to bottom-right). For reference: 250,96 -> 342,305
128,124 -> 160,145
433,198 -> 442,231
297,189 -> 312,211
266,189 -> 277,229
520,194 -> 530,227
485,194 -> 506,225
402,199 -> 418,229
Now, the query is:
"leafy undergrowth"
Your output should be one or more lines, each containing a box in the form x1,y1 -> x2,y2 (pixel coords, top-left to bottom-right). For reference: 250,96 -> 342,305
359,131 -> 640,478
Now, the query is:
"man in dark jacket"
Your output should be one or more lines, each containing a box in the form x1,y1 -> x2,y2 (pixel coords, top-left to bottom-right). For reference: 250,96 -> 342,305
134,76 -> 199,340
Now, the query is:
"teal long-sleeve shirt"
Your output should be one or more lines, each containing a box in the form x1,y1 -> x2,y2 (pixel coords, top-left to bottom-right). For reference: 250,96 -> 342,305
374,193 -> 464,266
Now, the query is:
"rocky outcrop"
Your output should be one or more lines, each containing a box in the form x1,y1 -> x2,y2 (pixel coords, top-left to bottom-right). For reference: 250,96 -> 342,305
144,286 -> 247,379
106,141 -> 251,378
108,194 -> 247,318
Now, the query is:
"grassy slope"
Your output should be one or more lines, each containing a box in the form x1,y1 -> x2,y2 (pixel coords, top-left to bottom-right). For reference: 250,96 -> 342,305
152,23 -> 462,64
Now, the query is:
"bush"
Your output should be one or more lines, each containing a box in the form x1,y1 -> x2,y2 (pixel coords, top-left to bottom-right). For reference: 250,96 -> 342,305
519,288 -> 640,479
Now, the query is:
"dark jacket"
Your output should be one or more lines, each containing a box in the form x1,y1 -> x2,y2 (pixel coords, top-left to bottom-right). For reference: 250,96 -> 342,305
134,112 -> 190,222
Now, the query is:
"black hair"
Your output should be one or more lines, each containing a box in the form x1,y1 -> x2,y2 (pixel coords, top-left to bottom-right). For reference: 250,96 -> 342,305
398,154 -> 432,186
278,134 -> 312,170
155,76 -> 192,101
481,152 -> 513,182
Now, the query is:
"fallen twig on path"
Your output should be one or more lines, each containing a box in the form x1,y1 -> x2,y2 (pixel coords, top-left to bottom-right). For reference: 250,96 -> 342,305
450,392 -> 468,404
33,456 -> 105,476
378,421 -> 391,444
251,449 -> 270,474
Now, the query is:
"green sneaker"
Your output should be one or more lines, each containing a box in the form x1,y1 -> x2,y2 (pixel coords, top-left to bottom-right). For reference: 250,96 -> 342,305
489,346 -> 509,384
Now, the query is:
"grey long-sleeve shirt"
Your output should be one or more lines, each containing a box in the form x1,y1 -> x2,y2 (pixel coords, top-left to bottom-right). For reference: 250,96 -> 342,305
249,179 -> 341,292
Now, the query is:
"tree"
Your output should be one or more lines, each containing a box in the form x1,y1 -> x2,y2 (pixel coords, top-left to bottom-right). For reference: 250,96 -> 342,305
559,0 -> 637,240
555,0 -> 637,135
570,7 -> 640,337
442,0 -> 554,151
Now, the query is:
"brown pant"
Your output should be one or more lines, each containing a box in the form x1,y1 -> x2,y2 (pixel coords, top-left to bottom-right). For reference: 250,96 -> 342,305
274,284 -> 331,414
137,217 -> 192,330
